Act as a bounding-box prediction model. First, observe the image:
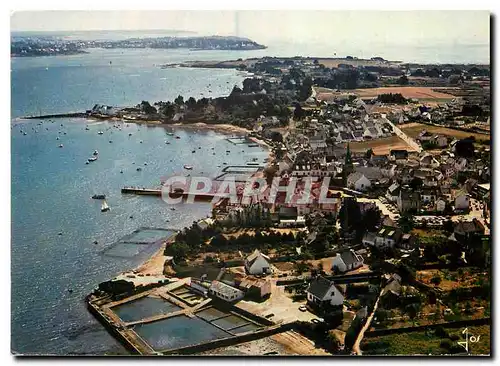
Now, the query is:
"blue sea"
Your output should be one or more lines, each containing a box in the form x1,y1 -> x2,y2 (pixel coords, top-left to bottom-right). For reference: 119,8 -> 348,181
10,31 -> 489,355
11,46 -> 269,355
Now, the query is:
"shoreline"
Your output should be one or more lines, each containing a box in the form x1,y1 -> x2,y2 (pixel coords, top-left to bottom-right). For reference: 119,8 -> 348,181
114,123 -> 273,278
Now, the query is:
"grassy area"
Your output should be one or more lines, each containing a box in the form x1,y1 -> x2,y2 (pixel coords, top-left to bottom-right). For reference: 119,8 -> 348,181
400,122 -> 490,141
361,331 -> 444,355
361,325 -> 491,355
464,325 -> 490,355
353,86 -> 456,100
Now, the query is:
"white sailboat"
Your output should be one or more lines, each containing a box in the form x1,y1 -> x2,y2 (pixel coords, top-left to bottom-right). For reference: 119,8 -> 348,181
101,201 -> 110,212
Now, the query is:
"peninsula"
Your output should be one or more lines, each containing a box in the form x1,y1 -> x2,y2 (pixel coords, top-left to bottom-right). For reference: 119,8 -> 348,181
11,35 -> 267,57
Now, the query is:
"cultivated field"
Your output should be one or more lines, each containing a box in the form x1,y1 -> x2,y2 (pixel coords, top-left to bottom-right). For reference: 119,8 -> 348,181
400,122 -> 490,141
346,135 -> 415,155
316,58 -> 401,69
353,87 -> 456,101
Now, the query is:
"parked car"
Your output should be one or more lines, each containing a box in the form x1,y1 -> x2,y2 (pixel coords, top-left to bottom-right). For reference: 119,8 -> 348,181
311,318 -> 321,324
299,305 -> 307,312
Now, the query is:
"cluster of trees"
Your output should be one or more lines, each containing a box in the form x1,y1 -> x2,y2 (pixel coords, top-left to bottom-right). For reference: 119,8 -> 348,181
377,93 -> 408,104
223,204 -> 273,228
338,198 -> 382,241
208,229 -> 300,254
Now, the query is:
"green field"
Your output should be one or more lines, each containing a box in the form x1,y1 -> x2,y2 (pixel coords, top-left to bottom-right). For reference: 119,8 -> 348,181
361,325 -> 490,356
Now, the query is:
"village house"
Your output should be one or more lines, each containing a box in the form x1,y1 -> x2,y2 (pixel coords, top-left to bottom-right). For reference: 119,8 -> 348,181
399,233 -> 417,250
346,172 -> 371,191
421,188 -> 438,204
364,227 -> 403,248
235,276 -> 272,300
386,183 -> 401,202
380,274 -> 402,309
331,249 -> 364,273
209,281 -> 245,302
245,249 -> 272,276
454,189 -> 470,211
306,276 -> 344,309
436,197 -> 448,212
450,218 -> 485,243
397,188 -> 421,213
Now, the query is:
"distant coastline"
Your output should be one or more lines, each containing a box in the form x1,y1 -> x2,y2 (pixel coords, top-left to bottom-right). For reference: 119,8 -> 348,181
11,35 -> 267,57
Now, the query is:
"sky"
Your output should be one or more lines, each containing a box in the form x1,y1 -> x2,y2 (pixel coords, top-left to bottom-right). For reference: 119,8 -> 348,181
11,10 -> 490,47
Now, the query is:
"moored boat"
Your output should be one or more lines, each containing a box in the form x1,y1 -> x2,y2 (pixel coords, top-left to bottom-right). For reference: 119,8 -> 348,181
101,201 -> 110,212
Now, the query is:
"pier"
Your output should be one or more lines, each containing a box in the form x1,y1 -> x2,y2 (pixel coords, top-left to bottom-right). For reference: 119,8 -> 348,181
22,112 -> 87,119
121,187 -> 225,202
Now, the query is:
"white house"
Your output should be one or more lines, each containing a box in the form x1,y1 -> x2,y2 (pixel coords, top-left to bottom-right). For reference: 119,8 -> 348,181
386,183 -> 401,202
209,281 -> 245,302
436,197 -> 447,212
346,172 -> 371,192
454,190 -> 470,211
332,250 -> 364,273
245,249 -> 271,275
364,227 -> 403,248
306,276 -> 344,307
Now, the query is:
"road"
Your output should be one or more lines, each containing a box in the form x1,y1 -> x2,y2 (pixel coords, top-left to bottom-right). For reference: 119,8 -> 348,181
352,289 -> 383,355
385,119 -> 422,153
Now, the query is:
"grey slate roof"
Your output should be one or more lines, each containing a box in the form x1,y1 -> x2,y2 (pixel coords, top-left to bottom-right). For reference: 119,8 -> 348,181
338,250 -> 360,266
306,276 -> 335,299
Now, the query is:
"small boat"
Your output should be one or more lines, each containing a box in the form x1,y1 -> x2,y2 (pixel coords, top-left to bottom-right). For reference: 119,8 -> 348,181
139,140 -> 143,144
58,144 -> 63,148
166,132 -> 174,136
175,136 -> 180,139
98,131 -> 104,135
101,201 -> 110,212
88,157 -> 98,162
136,167 -> 142,171
165,141 -> 170,144
183,165 -> 193,170
85,127 -> 89,130
93,150 -> 99,156
56,137 -> 60,140
129,133 -> 132,136
92,194 -> 106,200
192,150 -> 196,153
109,140 -> 113,143
23,132 -> 27,136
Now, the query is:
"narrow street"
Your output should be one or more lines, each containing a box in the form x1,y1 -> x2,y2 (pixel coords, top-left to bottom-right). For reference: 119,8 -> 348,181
352,289 -> 383,355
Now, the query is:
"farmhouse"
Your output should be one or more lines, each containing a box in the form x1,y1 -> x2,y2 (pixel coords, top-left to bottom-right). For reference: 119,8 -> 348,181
245,249 -> 272,275
306,276 -> 344,308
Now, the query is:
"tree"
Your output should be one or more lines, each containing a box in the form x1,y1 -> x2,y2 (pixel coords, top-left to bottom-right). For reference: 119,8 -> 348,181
398,214 -> 415,233
293,103 -> 304,120
362,207 -> 382,232
174,95 -> 184,105
298,76 -> 313,101
186,96 -> 197,109
365,148 -> 374,159
139,100 -> 157,115
338,197 -> 363,237
165,242 -> 189,261
399,75 -> 409,85
409,177 -> 424,191
430,275 -> 442,286
375,308 -> 388,322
